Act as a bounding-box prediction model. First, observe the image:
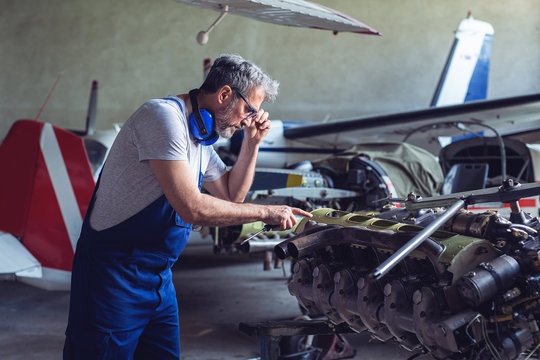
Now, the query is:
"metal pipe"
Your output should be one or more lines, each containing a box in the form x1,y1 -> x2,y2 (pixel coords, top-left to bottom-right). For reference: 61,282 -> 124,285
244,239 -> 284,253
287,226 -> 388,259
372,199 -> 466,280
274,223 -> 339,259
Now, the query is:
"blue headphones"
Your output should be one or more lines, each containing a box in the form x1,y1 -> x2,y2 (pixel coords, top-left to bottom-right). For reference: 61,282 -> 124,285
189,89 -> 219,146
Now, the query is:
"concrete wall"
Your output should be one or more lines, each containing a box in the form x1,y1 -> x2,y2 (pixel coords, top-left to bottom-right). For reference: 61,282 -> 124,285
1,0 -> 539,141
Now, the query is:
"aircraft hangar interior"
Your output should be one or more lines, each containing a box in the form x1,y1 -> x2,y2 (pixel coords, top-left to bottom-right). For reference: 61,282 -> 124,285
1,1 -> 540,359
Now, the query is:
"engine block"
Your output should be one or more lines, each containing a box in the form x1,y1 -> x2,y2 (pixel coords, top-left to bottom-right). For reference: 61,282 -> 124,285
276,207 -> 540,359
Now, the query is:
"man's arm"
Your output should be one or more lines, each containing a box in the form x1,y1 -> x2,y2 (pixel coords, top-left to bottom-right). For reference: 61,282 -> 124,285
203,136 -> 258,202
150,159 -> 310,229
203,109 -> 269,202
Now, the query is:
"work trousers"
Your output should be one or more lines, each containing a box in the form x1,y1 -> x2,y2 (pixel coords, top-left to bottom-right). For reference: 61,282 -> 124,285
64,246 -> 181,360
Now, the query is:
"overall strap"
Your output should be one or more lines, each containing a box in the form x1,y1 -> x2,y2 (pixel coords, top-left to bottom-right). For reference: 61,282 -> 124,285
162,96 -> 186,116
162,96 -> 204,189
82,170 -> 103,227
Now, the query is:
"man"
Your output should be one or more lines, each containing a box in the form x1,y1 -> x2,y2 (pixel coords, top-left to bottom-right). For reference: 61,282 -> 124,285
64,54 -> 311,359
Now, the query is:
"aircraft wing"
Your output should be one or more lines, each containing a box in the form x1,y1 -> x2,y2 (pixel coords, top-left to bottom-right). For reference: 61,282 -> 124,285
173,0 -> 380,35
283,93 -> 540,155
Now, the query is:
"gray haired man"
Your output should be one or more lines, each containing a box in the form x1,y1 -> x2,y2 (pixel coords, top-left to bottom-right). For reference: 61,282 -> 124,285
64,54 -> 311,359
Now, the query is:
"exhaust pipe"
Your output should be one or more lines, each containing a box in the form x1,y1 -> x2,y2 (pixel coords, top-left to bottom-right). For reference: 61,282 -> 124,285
242,239 -> 285,253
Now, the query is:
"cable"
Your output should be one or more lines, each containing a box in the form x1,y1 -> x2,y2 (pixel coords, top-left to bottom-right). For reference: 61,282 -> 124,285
402,120 -> 507,183
524,342 -> 540,360
460,120 -> 506,183
35,74 -> 62,122
480,317 -> 503,360
465,313 -> 482,344
474,347 -> 487,360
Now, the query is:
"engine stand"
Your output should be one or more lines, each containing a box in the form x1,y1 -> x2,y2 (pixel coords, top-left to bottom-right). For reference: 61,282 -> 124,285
239,319 -> 356,360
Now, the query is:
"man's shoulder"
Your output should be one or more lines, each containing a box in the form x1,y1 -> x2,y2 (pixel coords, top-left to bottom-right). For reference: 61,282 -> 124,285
126,98 -> 185,127
138,98 -> 183,116
123,97 -> 191,151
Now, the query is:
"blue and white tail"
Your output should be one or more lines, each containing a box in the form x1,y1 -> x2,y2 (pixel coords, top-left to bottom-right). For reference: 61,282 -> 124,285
431,13 -> 494,107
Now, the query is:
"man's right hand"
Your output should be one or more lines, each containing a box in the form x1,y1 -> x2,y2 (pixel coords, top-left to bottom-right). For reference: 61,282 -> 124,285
265,206 -> 313,231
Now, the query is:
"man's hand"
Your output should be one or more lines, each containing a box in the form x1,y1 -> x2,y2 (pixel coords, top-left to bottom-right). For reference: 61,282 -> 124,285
264,206 -> 313,231
242,109 -> 270,146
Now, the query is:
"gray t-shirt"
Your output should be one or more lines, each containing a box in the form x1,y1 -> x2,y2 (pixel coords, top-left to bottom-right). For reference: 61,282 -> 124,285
90,96 -> 227,231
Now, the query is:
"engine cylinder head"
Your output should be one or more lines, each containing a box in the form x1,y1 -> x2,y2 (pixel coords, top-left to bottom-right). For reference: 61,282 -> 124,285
456,254 -> 521,307
501,328 -> 533,360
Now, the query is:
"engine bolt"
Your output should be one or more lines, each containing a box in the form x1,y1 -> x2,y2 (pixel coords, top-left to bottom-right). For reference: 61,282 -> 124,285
334,272 -> 341,283
439,325 -> 447,336
293,262 -> 300,273
384,283 -> 392,296
496,240 -> 506,248
413,290 -> 422,305
313,267 -> 320,278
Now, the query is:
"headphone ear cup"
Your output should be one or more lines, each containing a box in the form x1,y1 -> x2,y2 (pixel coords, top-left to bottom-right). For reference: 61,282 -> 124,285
189,109 -> 219,145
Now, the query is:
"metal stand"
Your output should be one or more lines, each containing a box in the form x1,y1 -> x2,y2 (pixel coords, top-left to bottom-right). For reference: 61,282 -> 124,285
239,320 -> 355,360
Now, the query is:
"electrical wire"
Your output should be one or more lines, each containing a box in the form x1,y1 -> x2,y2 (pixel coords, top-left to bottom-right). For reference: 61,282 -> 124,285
480,317 -> 503,360
402,120 -> 507,183
524,342 -> 540,360
35,74 -> 62,122
474,347 -> 487,360
459,120 -> 506,183
465,313 -> 482,344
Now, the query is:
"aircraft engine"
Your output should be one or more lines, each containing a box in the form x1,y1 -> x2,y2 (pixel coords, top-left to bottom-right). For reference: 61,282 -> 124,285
276,206 -> 540,359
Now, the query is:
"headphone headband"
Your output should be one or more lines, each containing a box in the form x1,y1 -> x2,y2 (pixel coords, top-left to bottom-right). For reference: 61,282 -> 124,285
189,89 -> 208,136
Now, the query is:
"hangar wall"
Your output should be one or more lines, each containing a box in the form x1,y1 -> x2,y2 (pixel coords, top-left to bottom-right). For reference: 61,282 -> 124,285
1,0 -> 539,141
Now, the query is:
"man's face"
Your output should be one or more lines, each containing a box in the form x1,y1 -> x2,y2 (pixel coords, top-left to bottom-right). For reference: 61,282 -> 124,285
214,86 -> 265,139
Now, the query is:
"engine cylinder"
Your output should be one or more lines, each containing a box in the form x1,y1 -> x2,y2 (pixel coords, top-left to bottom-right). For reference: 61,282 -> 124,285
501,328 -> 533,360
456,254 -> 521,307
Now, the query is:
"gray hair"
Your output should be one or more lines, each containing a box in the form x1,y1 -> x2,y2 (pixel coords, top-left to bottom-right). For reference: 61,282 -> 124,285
200,54 -> 279,103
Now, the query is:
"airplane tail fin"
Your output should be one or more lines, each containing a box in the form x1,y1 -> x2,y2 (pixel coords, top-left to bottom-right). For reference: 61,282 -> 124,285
430,13 -> 494,107
0,120 -> 95,289
203,58 -> 212,80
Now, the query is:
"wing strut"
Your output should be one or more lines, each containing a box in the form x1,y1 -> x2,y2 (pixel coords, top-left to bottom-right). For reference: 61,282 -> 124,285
197,5 -> 229,45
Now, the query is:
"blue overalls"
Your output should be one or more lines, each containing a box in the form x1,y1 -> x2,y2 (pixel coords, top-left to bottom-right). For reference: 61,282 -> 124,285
64,98 -> 203,359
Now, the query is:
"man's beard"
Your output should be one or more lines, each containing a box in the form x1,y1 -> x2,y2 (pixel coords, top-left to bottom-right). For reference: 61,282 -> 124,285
214,100 -> 240,139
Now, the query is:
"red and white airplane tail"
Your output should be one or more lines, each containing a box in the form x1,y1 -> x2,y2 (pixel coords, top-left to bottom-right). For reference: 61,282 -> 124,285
0,120 -> 95,290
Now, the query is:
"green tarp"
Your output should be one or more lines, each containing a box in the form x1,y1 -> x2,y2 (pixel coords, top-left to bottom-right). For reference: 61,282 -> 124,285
313,142 -> 444,197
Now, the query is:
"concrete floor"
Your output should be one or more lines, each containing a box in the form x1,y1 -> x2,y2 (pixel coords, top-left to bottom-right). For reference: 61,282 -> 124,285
0,234 -> 413,360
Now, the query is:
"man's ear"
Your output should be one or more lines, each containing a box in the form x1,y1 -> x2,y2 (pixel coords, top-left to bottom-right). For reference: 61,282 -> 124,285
217,85 -> 233,104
